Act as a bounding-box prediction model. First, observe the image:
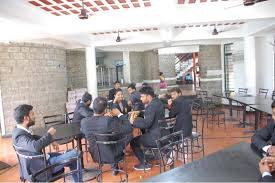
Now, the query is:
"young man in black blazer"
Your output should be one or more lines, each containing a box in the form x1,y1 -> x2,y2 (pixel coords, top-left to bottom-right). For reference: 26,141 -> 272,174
167,87 -> 193,138
12,104 -> 82,182
130,86 -> 165,171
81,97 -> 132,176
108,81 -> 121,101
251,100 -> 275,157
72,92 -> 93,123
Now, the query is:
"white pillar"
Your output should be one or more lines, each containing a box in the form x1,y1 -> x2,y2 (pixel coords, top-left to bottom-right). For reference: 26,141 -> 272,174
244,36 -> 257,95
123,51 -> 131,84
255,36 -> 275,92
85,46 -> 98,99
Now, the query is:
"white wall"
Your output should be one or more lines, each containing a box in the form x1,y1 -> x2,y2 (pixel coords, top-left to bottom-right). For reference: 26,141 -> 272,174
255,35 -> 275,94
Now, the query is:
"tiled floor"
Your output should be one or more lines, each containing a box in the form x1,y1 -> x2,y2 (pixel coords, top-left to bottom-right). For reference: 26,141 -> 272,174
0,108 -> 257,182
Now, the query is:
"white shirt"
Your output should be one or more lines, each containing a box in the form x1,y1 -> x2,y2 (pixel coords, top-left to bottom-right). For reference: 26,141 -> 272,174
16,124 -> 32,134
262,172 -> 272,177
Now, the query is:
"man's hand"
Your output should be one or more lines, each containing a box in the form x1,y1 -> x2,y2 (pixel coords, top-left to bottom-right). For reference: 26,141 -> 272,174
113,95 -> 119,104
267,146 -> 275,156
262,157 -> 275,172
111,108 -> 122,117
104,112 -> 113,117
47,127 -> 56,136
52,141 -> 59,151
259,159 -> 272,174
168,99 -> 173,106
128,100 -> 132,106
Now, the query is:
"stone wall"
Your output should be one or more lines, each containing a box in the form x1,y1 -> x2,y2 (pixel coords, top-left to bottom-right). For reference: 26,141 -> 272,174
0,43 -> 67,135
66,50 -> 87,90
159,54 -> 176,85
199,45 -> 222,96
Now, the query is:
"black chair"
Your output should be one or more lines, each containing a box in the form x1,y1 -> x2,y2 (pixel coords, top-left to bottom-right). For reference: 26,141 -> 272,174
31,153 -> 82,182
198,90 -> 208,98
259,88 -> 268,98
13,144 -> 67,182
204,97 -> 226,129
238,88 -> 248,95
43,114 -> 74,152
187,102 -> 205,161
156,131 -> 185,173
93,133 -> 128,182
65,112 -> 74,123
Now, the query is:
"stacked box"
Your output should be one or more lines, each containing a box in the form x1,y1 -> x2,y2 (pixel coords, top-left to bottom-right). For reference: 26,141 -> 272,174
75,88 -> 87,101
66,88 -> 87,113
68,91 -> 76,103
66,102 -> 76,113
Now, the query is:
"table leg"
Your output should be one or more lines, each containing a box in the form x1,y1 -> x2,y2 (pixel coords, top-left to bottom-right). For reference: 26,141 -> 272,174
255,110 -> 259,131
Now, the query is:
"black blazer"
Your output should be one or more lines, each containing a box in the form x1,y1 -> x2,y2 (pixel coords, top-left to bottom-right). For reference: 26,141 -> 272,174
108,88 -> 116,101
112,100 -> 131,115
261,175 -> 275,182
251,120 -> 275,154
133,98 -> 165,140
12,127 -> 53,181
81,115 -> 132,164
72,100 -> 94,123
169,96 -> 193,137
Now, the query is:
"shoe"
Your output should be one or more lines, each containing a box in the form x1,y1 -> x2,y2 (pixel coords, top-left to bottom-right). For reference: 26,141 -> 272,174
112,170 -> 119,176
111,164 -> 119,176
133,163 -> 151,171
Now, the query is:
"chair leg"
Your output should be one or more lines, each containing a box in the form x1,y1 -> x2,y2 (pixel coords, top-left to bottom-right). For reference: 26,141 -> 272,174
218,114 -> 220,127
191,139 -> 194,161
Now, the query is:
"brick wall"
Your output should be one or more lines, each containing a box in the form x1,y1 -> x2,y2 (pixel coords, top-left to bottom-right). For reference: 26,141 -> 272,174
66,50 -> 87,90
0,43 -> 67,135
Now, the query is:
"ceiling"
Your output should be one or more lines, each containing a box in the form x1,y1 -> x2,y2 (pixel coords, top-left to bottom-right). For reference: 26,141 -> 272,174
0,0 -> 275,51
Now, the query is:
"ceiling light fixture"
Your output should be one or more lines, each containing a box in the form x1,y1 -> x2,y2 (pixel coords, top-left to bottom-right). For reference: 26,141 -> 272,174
79,0 -> 88,20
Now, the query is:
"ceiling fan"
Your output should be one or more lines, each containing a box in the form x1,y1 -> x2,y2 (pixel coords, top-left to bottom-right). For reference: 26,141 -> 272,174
79,0 -> 88,20
209,25 -> 238,36
115,31 -> 128,42
225,0 -> 268,10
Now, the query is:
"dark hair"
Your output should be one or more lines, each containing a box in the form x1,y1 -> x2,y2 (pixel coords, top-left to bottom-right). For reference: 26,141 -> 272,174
271,100 -> 275,109
127,83 -> 136,90
114,88 -> 123,95
114,81 -> 121,85
159,72 -> 163,76
82,92 -> 92,103
139,86 -> 155,97
142,83 -> 149,87
169,87 -> 182,94
14,104 -> 33,124
93,97 -> 107,114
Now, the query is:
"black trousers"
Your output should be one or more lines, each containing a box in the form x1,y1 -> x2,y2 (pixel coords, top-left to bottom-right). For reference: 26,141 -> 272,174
130,133 -> 156,163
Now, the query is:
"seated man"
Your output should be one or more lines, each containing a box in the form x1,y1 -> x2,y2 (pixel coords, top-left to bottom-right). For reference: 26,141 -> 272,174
130,86 -> 165,171
12,104 -> 81,182
167,87 -> 193,138
251,100 -> 275,157
72,92 -> 93,123
108,81 -> 121,101
259,156 -> 275,182
112,88 -> 131,115
127,83 -> 144,111
81,97 -> 132,176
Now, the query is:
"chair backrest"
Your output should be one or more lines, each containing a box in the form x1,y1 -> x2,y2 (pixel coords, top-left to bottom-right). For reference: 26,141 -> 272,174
238,88 -> 248,95
13,144 -> 47,182
65,112 -> 74,123
43,114 -> 65,127
156,131 -> 184,173
31,152 -> 82,182
158,117 -> 176,135
198,90 -> 208,98
93,133 -> 127,165
259,88 -> 268,98
191,102 -> 205,135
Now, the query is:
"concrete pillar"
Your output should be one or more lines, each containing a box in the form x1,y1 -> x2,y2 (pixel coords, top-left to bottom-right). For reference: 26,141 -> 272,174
85,46 -> 98,99
244,36 -> 257,95
123,51 -> 131,84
